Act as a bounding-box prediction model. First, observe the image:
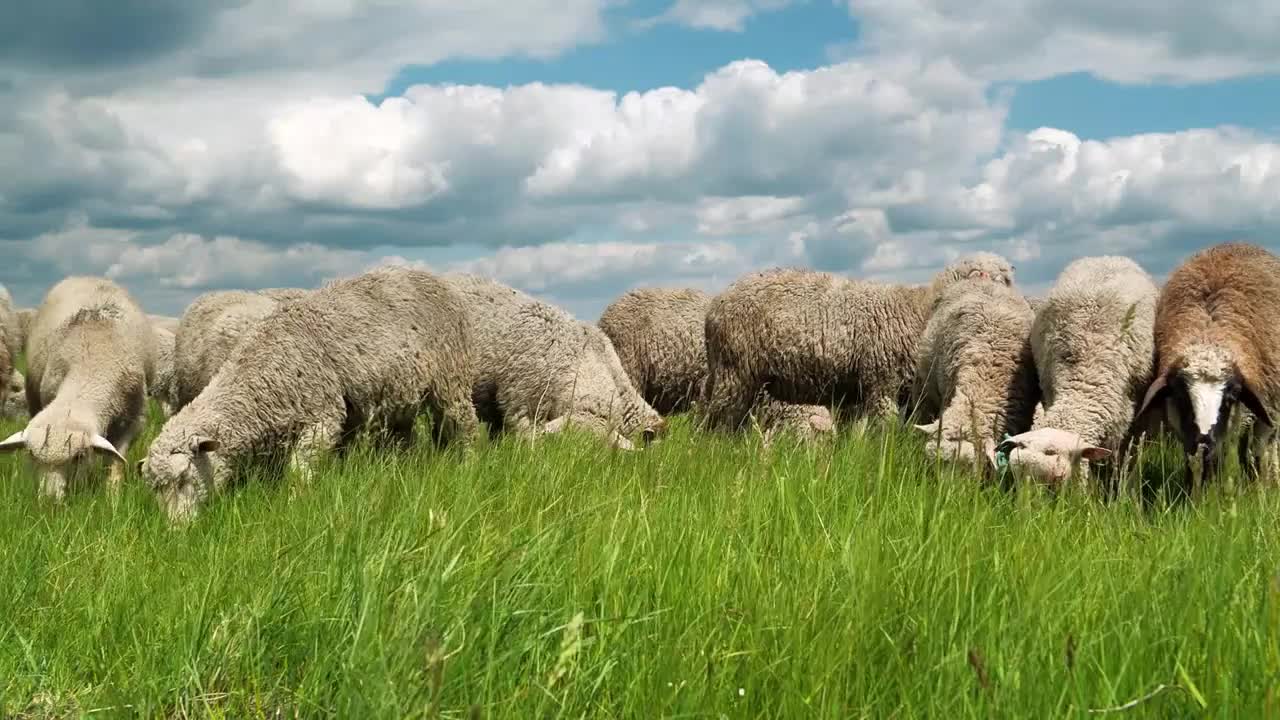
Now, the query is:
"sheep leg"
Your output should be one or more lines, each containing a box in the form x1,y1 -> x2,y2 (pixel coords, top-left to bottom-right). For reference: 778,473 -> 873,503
289,417 -> 343,486
105,421 -> 142,498
39,468 -> 68,504
1239,419 -> 1278,486
424,383 -> 482,453
703,367 -> 756,433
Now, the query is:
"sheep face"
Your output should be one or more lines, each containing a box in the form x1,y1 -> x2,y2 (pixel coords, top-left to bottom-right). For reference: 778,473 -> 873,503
0,422 -> 127,500
139,432 -> 221,523
575,348 -> 667,446
1136,343 -> 1272,471
995,428 -> 1111,487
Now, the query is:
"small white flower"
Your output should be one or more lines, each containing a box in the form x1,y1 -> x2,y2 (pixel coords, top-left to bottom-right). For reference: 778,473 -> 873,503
738,688 -> 745,697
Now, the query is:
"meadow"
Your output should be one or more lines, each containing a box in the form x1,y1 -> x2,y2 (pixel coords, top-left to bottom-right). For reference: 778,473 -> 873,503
1,399 -> 1279,718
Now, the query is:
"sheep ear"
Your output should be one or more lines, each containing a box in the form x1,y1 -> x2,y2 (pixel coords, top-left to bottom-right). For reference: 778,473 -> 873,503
0,428 -> 27,452
1239,375 -> 1273,428
913,421 -> 940,434
189,436 -> 220,454
1080,446 -> 1112,461
1136,370 -> 1170,420
88,434 -> 126,464
135,459 -> 146,473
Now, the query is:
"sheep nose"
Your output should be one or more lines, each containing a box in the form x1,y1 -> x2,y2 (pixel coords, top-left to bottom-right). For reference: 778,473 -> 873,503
1195,433 -> 1212,448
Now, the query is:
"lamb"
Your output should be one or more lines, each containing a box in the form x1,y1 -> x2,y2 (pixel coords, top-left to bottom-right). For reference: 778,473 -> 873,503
995,256 -> 1158,488
910,279 -> 1038,466
140,266 -> 480,522
702,252 -> 1015,432
0,285 -> 19,414
1133,242 -> 1280,488
443,272 -> 665,449
597,286 -> 834,441
172,289 -> 300,410
0,276 -> 156,500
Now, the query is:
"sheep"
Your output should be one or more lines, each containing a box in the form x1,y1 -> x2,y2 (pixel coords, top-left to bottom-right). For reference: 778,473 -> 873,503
597,286 -> 834,441
0,286 -> 19,414
702,252 -> 1015,432
443,272 -> 665,449
2,371 -> 25,420
910,278 -> 1038,466
140,266 -> 480,522
995,256 -> 1158,488
1134,242 -> 1280,489
0,276 -> 156,501
150,324 -> 177,416
172,289 -> 297,410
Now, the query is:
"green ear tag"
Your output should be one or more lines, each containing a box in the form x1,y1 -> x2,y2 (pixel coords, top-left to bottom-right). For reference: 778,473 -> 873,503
994,433 -> 1013,475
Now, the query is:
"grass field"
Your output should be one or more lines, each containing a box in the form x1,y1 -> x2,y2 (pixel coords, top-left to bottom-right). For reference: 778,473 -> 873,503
1,402 -> 1279,718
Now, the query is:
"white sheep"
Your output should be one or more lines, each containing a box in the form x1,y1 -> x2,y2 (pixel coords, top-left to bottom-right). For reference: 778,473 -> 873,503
172,289 -> 297,410
0,276 -> 156,500
996,256 -> 1158,488
140,266 -> 480,522
910,278 -> 1038,466
444,272 -> 666,449
150,324 -> 177,416
597,286 -> 835,442
703,253 -> 1016,432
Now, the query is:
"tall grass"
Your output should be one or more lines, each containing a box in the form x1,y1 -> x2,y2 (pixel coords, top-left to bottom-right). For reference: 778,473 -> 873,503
0,407 -> 1277,718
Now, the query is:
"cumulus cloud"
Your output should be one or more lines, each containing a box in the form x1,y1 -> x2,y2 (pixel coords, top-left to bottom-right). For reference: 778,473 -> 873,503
847,0 -> 1280,83
3,1 -> 1280,320
3,0 -> 607,94
646,0 -> 801,31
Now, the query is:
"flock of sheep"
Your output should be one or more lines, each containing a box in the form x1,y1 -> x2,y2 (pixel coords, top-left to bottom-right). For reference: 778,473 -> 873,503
0,241 -> 1276,523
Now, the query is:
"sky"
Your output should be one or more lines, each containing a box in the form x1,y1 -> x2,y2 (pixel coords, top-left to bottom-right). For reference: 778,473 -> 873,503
1,1 -> 1279,320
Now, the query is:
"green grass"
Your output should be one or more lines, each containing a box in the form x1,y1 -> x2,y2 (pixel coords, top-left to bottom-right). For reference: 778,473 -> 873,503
1,405 -> 1279,718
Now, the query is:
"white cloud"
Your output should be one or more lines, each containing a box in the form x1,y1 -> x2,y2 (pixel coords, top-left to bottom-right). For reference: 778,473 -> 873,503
5,1 -> 1280,322
847,0 -> 1280,84
648,0 -> 800,31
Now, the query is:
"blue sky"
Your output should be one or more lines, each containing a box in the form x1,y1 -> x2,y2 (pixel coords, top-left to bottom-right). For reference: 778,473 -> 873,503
2,0 -> 1279,319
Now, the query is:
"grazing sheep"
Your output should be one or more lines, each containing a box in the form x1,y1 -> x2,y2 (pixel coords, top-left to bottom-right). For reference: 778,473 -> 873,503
0,286 -> 19,413
172,289 -> 295,410
444,272 -> 665,449
702,253 -> 1015,432
140,266 -> 480,522
599,287 -> 835,441
910,279 -> 1038,466
1134,242 -> 1280,488
150,324 -> 177,416
996,256 -> 1158,488
2,371 -> 25,420
0,277 -> 156,500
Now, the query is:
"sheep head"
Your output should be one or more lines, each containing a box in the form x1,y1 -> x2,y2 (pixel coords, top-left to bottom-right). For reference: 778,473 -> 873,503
993,428 -> 1111,487
138,430 -> 221,523
1136,343 -> 1271,469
